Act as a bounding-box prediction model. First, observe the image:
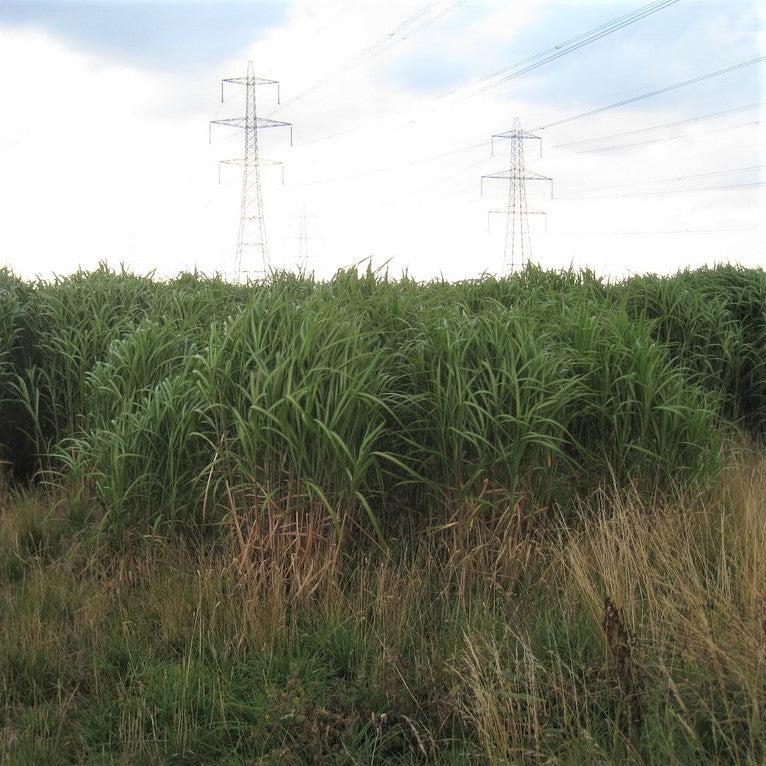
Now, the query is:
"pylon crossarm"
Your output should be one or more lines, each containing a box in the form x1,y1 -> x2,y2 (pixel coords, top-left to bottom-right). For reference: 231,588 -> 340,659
219,158 -> 284,184
488,208 -> 546,232
491,130 -> 543,158
222,76 -> 279,86
220,158 -> 283,166
489,208 -> 546,215
482,170 -> 552,181
210,117 -> 292,130
221,159 -> 285,184
481,171 -> 552,197
492,129 -> 542,140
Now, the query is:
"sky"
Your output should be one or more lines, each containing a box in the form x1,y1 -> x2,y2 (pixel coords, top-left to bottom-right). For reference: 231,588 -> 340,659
0,0 -> 763,281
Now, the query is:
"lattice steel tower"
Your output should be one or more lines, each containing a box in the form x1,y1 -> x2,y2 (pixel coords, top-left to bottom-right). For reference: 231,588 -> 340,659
293,211 -> 310,272
211,61 -> 293,279
285,210 -> 321,273
481,118 -> 551,273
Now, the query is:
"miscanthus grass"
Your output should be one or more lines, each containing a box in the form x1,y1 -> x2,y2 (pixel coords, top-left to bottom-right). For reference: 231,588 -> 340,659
5,262 -> 765,535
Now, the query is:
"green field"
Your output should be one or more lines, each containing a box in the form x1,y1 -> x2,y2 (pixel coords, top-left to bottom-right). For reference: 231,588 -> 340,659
1,263 -> 765,763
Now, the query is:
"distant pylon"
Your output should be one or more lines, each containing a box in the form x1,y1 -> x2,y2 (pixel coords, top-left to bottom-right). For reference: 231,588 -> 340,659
481,118 -> 552,273
294,210 -> 310,272
210,61 -> 293,280
285,210 -> 322,273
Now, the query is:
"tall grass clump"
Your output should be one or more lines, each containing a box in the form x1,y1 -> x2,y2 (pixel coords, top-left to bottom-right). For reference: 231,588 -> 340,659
18,267 -> 163,445
0,269 -> 34,477
620,265 -> 766,438
43,267 -> 723,533
4,263 -> 765,531
66,288 -> 396,532
1,267 -> 260,477
401,296 -> 718,508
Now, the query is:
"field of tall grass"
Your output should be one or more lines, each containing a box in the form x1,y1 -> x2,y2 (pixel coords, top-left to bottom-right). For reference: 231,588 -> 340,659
1,263 -> 765,762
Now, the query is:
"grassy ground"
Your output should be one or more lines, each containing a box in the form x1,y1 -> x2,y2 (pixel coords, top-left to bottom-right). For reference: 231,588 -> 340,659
1,264 -> 765,762
1,451 -> 764,764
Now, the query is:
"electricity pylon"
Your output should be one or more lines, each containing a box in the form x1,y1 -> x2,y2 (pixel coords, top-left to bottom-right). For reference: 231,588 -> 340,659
210,61 -> 293,280
285,210 -> 322,273
481,118 -> 552,273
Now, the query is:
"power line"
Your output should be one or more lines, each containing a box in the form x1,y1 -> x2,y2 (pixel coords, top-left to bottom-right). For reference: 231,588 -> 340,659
549,180 -> 765,201
312,0 -> 468,88
466,0 -> 680,100
554,101 -> 766,148
294,140 -> 489,186
562,119 -> 763,154
391,0 -> 467,45
328,0 -> 464,76
539,55 -> 766,130
394,121 -> 760,195
438,165 -> 764,206
292,0 -> 678,147
315,0 -> 361,34
306,115 -> 761,199
454,0 -> 675,93
553,164 -> 764,195
548,224 -> 766,236
294,117 -> 763,195
275,0 -> 456,111
277,35 -> 764,215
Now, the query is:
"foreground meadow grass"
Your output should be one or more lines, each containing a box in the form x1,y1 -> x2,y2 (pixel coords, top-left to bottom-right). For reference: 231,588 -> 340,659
1,452 -> 764,763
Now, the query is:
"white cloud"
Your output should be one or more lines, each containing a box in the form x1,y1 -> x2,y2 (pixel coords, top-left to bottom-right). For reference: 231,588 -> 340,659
0,1 -> 763,282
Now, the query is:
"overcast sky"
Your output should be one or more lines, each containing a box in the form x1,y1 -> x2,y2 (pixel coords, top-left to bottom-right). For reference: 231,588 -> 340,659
0,0 -> 763,281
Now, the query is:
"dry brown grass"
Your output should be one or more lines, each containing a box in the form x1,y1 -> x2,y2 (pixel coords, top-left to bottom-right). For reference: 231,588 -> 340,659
450,454 -> 766,764
1,455 -> 765,763
560,455 -> 766,688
